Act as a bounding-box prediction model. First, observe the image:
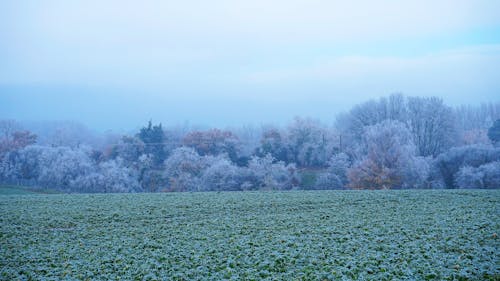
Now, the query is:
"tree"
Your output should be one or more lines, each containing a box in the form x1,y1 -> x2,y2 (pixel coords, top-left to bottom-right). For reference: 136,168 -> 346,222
455,161 -> 500,189
163,147 -> 207,191
336,95 -> 458,158
285,117 -> 337,167
335,94 -> 407,153
256,127 -> 288,162
232,125 -> 262,160
182,129 -> 241,163
137,121 -> 167,166
480,161 -> 500,188
0,130 -> 37,157
432,144 -> 500,188
347,120 -> 429,189
70,158 -> 141,193
314,153 -> 350,189
454,102 -> 500,146
0,120 -> 37,157
0,120 -> 21,141
200,156 -> 241,191
454,102 -> 500,131
454,166 -> 484,189
245,154 -> 298,190
107,134 -> 167,192
137,153 -> 166,192
37,146 -> 95,191
461,129 -> 490,146
0,145 -> 45,185
110,136 -> 145,164
488,119 -> 500,145
406,97 -> 457,157
1,145 -> 98,191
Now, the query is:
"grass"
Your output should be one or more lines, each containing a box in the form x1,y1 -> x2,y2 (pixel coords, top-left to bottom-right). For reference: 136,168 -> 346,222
0,190 -> 498,280
0,185 -> 60,195
0,185 -> 38,195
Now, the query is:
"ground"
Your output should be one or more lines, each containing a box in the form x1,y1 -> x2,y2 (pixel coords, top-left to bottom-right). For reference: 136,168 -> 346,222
0,190 -> 498,280
0,185 -> 59,195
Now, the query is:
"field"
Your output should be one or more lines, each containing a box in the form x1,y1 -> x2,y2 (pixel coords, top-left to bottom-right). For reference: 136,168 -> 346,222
0,185 -> 60,195
1,190 -> 499,280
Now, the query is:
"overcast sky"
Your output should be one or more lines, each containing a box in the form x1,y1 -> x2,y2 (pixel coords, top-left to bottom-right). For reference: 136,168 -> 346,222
1,0 -> 499,131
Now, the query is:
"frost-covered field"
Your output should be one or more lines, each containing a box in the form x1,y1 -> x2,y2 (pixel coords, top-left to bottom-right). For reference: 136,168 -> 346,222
1,190 -> 499,280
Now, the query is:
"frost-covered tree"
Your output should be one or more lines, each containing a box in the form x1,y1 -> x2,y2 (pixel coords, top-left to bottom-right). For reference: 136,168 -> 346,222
347,120 -> 429,189
164,147 -> 205,177
480,161 -> 500,188
337,95 -> 457,158
454,103 -> 499,146
336,94 -> 407,151
285,117 -> 337,167
0,145 -> 45,185
110,136 -> 145,165
0,130 -> 37,158
0,120 -> 22,142
432,144 -> 500,188
455,161 -> 500,189
406,97 -> 457,157
245,154 -> 298,190
0,120 -> 37,158
134,153 -> 164,192
163,147 -> 207,191
461,129 -> 491,146
182,129 -> 241,163
1,145 -> 98,191
454,166 -> 484,189
37,146 -> 95,191
12,131 -> 37,149
314,153 -> 350,189
232,125 -> 262,162
256,127 -> 289,163
108,135 -> 166,192
70,158 -> 141,193
455,102 -> 500,131
488,119 -> 500,145
200,156 -> 241,191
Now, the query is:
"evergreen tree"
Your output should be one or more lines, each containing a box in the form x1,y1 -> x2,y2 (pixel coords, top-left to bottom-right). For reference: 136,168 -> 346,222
137,120 -> 167,166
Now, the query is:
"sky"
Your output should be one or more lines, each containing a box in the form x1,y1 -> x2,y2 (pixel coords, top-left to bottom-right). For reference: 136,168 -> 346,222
1,0 -> 500,131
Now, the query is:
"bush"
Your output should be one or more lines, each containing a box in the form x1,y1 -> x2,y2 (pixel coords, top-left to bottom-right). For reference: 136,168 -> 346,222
433,144 -> 500,188
455,161 -> 500,189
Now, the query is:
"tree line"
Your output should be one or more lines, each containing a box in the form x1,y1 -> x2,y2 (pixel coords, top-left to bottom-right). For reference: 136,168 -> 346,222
1,94 -> 499,192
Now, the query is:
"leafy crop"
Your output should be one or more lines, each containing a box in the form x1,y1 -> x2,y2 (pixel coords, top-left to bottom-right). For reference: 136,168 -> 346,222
1,190 -> 498,280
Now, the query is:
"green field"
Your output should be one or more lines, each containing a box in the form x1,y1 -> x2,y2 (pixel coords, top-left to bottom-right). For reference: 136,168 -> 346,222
1,190 -> 498,280
0,185 -> 60,195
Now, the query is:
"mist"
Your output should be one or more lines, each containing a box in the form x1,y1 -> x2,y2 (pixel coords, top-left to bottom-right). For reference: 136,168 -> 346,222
1,1 -> 500,131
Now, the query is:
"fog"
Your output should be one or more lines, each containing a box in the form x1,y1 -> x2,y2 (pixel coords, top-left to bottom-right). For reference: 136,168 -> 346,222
1,1 -> 500,130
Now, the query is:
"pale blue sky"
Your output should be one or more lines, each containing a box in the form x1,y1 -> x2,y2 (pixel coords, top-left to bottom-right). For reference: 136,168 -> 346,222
1,0 -> 499,131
